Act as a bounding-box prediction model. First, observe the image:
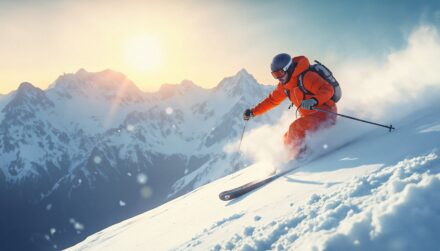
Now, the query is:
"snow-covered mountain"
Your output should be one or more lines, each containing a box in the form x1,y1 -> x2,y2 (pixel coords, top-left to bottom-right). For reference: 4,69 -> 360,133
0,68 -> 280,251
67,95 -> 440,251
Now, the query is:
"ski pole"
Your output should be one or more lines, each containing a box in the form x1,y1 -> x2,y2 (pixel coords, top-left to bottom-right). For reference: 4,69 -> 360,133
313,107 -> 395,132
237,121 -> 247,152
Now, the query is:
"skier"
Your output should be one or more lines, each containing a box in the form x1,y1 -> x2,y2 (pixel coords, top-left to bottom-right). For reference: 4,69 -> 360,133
243,53 -> 337,159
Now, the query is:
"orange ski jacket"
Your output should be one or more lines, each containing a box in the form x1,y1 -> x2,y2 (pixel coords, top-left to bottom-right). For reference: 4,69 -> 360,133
252,56 -> 336,117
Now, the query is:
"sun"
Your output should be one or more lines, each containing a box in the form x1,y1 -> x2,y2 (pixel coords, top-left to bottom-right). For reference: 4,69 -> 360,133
124,35 -> 162,72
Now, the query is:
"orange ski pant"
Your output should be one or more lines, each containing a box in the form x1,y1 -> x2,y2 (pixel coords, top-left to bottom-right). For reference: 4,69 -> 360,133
283,108 -> 336,155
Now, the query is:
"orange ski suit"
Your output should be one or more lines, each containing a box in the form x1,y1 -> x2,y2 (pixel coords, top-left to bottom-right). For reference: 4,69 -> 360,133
252,56 -> 337,157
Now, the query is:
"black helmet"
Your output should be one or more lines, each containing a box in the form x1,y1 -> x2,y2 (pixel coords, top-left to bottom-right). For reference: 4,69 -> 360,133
270,53 -> 294,80
271,53 -> 292,72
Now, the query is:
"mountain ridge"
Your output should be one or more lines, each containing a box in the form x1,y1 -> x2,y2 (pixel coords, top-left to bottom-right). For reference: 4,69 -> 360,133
0,67 -> 282,251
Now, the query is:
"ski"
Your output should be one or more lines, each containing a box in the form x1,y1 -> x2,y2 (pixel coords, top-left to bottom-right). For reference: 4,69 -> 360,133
219,163 -> 302,201
219,136 -> 363,201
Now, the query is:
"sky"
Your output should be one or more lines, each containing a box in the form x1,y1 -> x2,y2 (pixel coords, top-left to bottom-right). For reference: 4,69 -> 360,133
1,0 -> 440,95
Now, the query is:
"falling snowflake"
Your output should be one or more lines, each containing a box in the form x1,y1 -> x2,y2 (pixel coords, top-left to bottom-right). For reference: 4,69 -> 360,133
93,156 -> 102,164
46,204 -> 52,211
140,186 -> 153,199
50,228 -> 56,235
165,107 -> 173,115
137,173 -> 148,184
69,218 -> 85,231
119,200 -> 126,207
323,144 -> 329,149
74,222 -> 84,231
127,124 -> 135,132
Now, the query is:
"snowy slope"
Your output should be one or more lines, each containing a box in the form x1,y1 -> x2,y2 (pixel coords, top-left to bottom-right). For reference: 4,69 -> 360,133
66,98 -> 440,251
0,92 -> 13,128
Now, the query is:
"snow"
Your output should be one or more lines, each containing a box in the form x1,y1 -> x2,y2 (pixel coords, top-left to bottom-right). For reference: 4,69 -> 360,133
0,91 -> 13,121
1,24 -> 437,251
65,25 -> 440,250
66,98 -> 440,251
0,63 -> 279,189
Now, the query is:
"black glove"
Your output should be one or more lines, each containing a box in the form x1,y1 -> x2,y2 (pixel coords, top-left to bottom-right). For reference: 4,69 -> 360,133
243,109 -> 254,121
300,98 -> 318,110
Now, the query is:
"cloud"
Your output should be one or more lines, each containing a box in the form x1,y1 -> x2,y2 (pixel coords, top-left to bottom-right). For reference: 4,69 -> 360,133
335,25 -> 440,121
239,112 -> 292,166
223,112 -> 293,172
232,112 -> 372,172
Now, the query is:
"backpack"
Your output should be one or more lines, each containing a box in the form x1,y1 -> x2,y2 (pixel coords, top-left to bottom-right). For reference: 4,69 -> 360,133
288,60 -> 342,103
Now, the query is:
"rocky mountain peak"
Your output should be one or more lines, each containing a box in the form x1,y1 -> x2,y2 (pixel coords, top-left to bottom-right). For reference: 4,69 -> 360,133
157,79 -> 205,100
214,68 -> 263,98
51,69 -> 145,103
2,82 -> 54,114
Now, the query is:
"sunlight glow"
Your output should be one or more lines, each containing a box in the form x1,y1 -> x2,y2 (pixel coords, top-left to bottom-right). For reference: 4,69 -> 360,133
124,35 -> 162,72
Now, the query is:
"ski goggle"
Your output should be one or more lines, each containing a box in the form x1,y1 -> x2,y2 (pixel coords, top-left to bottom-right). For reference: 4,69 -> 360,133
271,69 -> 287,79
271,58 -> 293,79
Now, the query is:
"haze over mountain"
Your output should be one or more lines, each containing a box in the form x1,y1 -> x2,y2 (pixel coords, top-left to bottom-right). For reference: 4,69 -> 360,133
0,68 -> 282,251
